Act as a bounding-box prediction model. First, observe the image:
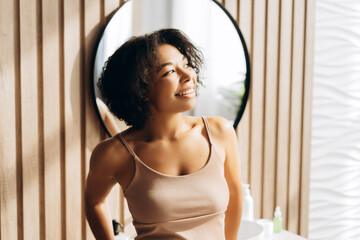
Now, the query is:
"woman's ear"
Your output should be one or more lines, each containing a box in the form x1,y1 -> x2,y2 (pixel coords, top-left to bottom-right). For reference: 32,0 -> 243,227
143,93 -> 150,102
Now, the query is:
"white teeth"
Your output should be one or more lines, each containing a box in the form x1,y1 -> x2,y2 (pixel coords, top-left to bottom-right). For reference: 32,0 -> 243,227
177,89 -> 194,96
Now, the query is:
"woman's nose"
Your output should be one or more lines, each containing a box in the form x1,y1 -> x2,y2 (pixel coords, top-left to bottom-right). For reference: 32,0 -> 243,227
179,67 -> 194,83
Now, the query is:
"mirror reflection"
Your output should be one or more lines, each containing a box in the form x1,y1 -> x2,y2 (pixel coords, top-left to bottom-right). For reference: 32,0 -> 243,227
92,0 -> 250,136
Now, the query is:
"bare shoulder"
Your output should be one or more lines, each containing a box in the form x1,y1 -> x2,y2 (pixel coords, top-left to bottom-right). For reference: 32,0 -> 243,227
89,135 -> 132,179
205,117 -> 237,150
206,117 -> 236,139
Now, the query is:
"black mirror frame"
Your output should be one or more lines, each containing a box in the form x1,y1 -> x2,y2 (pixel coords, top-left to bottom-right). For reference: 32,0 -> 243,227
90,0 -> 251,136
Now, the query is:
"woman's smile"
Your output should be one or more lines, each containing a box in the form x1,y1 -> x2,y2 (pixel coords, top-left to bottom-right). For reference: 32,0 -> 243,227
175,88 -> 195,97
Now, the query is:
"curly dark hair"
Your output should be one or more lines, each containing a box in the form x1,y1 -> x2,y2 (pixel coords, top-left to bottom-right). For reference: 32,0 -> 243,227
97,28 -> 204,129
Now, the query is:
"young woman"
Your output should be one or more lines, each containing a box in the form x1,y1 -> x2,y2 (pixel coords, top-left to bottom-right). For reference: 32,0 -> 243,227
85,28 -> 242,240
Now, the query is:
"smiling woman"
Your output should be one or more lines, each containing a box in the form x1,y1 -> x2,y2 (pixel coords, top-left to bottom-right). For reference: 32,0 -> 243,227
92,0 -> 250,136
97,29 -> 204,130
85,28 -> 242,240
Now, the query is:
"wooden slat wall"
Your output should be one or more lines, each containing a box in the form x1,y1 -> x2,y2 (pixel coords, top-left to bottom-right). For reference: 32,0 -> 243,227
20,0 -> 40,239
300,1 -> 315,237
237,0 -> 252,191
0,0 -> 19,239
250,0 -> 266,221
0,0 -> 314,239
235,0 -> 315,237
276,0 -> 293,232
263,0 -> 279,221
42,0 -> 62,239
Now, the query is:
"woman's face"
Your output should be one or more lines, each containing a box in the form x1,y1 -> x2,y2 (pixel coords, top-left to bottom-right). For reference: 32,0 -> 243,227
146,44 -> 197,115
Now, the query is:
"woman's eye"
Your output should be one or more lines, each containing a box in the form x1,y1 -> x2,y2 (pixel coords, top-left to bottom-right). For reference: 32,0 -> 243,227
162,69 -> 175,77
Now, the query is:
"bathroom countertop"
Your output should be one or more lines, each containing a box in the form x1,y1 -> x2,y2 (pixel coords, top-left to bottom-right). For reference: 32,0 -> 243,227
115,227 -> 307,240
264,230 -> 308,240
114,230 -> 307,240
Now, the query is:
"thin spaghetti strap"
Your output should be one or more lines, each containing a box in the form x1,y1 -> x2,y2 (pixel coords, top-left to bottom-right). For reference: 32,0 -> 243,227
116,133 -> 138,159
201,117 -> 213,145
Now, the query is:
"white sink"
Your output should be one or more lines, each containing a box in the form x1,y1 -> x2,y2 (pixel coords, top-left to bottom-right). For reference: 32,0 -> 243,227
238,220 -> 264,240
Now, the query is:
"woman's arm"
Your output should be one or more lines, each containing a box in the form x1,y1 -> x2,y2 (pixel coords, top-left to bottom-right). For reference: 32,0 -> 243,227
224,124 -> 242,240
211,117 -> 242,240
85,142 -> 118,240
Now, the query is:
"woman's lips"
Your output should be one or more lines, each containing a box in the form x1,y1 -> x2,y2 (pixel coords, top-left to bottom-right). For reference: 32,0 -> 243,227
175,88 -> 195,96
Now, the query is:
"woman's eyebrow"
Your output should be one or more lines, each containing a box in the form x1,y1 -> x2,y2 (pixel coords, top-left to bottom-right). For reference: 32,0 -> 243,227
156,62 -> 173,73
156,56 -> 187,73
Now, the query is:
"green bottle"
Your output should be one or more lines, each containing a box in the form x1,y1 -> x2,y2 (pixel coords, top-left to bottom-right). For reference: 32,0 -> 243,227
273,206 -> 283,233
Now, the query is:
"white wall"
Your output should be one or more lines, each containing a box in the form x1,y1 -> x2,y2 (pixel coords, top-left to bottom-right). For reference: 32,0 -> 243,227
309,1 -> 360,239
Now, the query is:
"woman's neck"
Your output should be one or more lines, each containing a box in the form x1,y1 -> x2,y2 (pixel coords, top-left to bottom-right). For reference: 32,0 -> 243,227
142,113 -> 193,141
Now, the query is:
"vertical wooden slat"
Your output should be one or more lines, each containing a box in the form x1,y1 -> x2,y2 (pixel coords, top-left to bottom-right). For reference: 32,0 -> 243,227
37,0 -> 45,239
105,0 -> 120,16
300,0 -> 315,237
0,0 -> 18,239
59,0 -> 66,238
19,0 -> 41,238
15,1 -> 23,239
237,0 -> 252,185
84,0 -> 105,239
80,0 -> 86,238
276,0 -> 293,230
250,0 -> 266,219
239,0 -> 253,47
288,0 -> 306,233
225,0 -> 238,22
262,0 -> 280,220
42,0 -> 62,239
64,0 -> 82,238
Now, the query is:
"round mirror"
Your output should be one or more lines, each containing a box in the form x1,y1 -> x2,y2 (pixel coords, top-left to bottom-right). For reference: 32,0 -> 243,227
92,0 -> 250,136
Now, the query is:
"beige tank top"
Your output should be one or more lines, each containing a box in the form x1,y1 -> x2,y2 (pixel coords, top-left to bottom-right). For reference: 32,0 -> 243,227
117,117 -> 229,240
